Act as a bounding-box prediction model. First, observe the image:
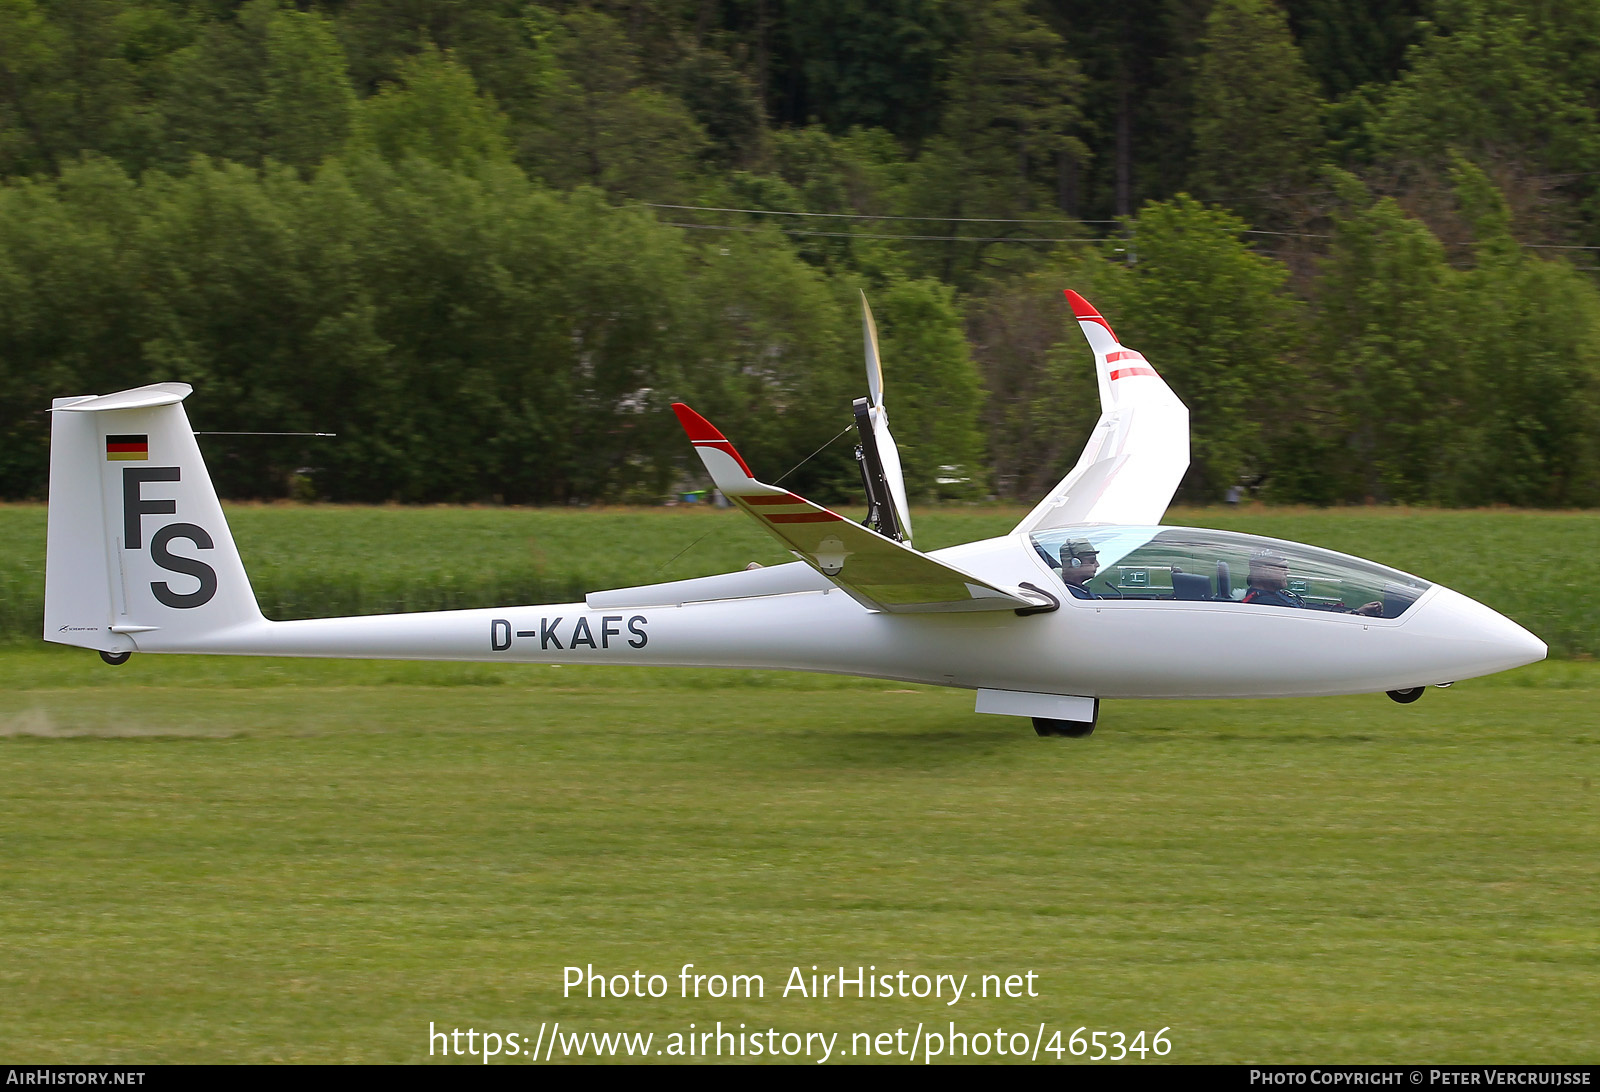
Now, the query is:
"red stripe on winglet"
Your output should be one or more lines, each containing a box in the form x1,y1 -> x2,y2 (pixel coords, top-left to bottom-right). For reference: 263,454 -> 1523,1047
1110,366 -> 1158,381
765,512 -> 842,524
672,402 -> 753,476
1063,289 -> 1118,341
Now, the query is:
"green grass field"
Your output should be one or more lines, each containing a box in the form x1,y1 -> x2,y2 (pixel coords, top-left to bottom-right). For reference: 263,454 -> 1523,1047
2,505 -> 1597,1063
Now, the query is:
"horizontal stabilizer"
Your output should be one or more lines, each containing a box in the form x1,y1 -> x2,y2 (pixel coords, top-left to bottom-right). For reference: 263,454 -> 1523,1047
673,404 -> 1048,614
53,382 -> 193,413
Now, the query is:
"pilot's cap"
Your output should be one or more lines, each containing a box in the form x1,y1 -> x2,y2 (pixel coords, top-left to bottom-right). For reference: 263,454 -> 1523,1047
1249,550 -> 1289,571
1062,539 -> 1098,567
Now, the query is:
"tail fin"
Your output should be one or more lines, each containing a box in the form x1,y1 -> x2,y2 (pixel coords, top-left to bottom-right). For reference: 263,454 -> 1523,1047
44,383 -> 263,654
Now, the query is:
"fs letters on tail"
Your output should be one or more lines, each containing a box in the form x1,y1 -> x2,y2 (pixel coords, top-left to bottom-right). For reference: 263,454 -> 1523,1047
45,383 -> 262,654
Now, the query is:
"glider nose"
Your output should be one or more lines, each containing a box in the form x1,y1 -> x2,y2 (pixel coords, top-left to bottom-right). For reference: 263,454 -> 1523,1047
1409,586 -> 1546,677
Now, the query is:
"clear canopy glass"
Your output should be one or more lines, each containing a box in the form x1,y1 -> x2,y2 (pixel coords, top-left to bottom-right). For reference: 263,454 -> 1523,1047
1031,526 -> 1432,618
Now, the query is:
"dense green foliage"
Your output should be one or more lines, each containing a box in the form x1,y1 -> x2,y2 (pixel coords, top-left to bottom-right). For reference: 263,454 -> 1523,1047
4,1 -> 1600,506
1,503 -> 1593,656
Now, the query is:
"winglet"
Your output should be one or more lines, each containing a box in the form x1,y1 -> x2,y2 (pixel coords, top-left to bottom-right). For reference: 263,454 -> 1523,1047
672,400 -> 752,477
1064,289 -> 1117,341
671,401 -> 722,441
671,402 -> 769,492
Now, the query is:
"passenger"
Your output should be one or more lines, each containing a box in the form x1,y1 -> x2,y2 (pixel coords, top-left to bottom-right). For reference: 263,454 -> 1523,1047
1241,551 -> 1304,608
1244,550 -> 1383,615
1060,540 -> 1101,599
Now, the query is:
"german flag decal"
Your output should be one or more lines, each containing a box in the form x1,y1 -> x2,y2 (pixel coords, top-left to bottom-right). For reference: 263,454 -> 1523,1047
105,434 -> 149,461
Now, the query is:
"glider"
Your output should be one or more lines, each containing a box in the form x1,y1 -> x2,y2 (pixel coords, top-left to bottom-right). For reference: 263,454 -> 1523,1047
42,291 -> 1546,736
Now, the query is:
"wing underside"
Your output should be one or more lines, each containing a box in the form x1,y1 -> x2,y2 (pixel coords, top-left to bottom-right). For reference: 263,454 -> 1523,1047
672,404 -> 1045,614
1013,291 -> 1189,535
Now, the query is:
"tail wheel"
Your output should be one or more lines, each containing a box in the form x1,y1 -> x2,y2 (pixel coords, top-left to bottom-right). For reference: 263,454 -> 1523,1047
1386,687 -> 1424,704
99,650 -> 131,666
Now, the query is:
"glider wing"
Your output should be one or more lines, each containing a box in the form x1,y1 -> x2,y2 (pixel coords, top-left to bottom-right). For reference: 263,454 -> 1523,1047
1012,290 -> 1190,534
673,404 -> 1047,614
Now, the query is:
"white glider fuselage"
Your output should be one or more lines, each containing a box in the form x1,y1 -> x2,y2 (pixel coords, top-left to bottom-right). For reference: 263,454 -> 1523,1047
118,532 -> 1542,701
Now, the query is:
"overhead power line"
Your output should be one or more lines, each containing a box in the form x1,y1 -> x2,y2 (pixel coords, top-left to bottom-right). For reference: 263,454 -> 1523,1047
637,201 -> 1119,225
663,221 -> 1100,244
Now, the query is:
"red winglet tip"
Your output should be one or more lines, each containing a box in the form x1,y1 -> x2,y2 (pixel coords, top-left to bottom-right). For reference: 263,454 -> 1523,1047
1064,289 -> 1118,340
1063,289 -> 1097,317
671,402 -> 725,443
672,403 -> 755,477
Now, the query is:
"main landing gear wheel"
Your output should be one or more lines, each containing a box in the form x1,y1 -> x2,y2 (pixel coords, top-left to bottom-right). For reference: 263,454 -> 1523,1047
1386,687 -> 1424,704
1033,717 -> 1095,738
99,650 -> 131,666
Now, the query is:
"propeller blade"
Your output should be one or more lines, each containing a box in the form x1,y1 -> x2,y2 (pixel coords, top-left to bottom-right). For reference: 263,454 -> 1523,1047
874,414 -> 914,544
861,290 -> 883,408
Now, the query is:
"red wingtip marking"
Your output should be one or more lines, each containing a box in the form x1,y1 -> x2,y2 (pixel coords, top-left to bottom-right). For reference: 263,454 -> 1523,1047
671,402 -> 725,443
1063,289 -> 1098,318
672,403 -> 754,476
1063,289 -> 1118,341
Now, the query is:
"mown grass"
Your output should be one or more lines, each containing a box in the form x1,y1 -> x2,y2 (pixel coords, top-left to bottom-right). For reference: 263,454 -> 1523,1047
2,502 -> 1596,655
0,648 -> 1595,1063
2,504 -> 1595,1062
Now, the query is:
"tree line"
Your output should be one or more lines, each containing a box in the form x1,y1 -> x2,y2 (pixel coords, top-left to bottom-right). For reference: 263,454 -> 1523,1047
2,0 -> 1598,506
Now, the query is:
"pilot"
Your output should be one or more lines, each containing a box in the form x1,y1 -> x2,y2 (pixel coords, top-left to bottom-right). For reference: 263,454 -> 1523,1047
1242,551 -> 1303,608
1059,539 -> 1101,599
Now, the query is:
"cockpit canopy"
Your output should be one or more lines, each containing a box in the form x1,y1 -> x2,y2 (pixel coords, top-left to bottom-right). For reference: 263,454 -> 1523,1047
1031,526 -> 1431,619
